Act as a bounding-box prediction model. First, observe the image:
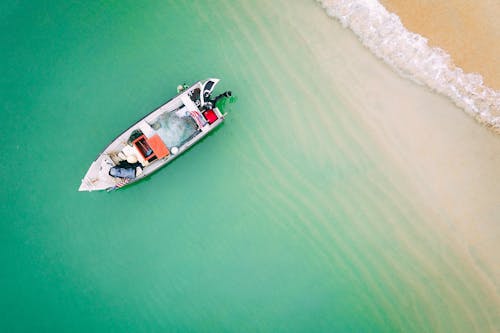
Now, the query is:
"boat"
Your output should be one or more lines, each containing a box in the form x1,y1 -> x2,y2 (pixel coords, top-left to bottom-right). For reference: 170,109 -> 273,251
78,78 -> 232,192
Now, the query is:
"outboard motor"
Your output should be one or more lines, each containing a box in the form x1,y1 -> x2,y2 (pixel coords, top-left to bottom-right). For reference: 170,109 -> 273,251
213,91 -> 232,106
200,78 -> 220,106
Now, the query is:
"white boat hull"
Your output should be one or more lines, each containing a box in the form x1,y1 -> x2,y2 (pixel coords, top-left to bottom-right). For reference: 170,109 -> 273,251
79,79 -> 227,192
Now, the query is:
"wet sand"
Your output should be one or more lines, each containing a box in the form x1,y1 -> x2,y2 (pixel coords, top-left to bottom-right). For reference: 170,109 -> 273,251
380,0 -> 500,90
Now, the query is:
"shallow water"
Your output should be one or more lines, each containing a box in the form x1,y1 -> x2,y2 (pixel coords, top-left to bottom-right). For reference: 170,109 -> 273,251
1,1 -> 498,332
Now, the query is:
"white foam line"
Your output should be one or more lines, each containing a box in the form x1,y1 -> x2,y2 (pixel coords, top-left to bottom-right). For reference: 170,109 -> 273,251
317,0 -> 500,132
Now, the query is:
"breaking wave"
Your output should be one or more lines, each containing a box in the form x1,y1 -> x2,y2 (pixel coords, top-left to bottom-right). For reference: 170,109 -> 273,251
316,0 -> 500,132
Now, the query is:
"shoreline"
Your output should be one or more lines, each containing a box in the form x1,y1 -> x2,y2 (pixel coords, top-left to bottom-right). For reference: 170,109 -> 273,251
380,0 -> 500,90
316,0 -> 500,133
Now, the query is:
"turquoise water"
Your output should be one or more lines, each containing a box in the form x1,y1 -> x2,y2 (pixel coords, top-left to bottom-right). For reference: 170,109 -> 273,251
2,1 -> 497,332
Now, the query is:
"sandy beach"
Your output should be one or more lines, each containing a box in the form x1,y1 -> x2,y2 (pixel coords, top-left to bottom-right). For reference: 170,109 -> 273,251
380,0 -> 500,90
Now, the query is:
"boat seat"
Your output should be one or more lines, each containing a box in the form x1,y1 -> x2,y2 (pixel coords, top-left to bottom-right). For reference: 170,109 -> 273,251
138,122 -> 155,138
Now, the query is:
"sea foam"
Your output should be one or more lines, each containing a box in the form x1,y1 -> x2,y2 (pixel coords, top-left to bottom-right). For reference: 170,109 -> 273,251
316,0 -> 500,132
